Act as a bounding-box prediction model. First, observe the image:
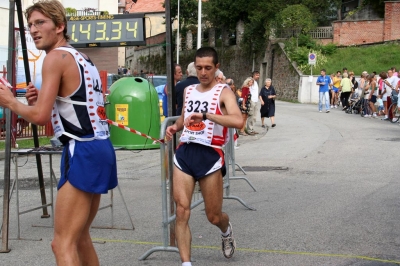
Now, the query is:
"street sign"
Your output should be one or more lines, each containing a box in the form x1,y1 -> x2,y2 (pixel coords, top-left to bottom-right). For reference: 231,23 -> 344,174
308,53 -> 316,65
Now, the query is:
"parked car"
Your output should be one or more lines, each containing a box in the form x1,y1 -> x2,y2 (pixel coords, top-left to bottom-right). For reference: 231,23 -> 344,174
106,74 -> 124,92
148,75 -> 167,100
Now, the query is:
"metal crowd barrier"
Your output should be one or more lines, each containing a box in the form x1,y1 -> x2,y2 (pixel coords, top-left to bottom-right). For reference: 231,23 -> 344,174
0,148 -> 134,246
139,116 -> 257,260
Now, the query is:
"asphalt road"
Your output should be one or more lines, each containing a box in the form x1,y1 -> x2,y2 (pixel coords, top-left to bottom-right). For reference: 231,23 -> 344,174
1,101 -> 400,266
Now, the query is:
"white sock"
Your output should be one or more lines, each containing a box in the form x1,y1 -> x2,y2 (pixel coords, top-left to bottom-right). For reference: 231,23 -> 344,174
182,262 -> 192,266
221,225 -> 231,237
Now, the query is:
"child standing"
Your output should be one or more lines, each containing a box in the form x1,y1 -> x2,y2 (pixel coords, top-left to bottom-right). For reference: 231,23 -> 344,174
377,96 -> 384,116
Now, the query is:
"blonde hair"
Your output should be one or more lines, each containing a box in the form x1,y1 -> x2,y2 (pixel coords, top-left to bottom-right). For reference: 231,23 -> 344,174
25,0 -> 70,42
343,72 -> 348,78
241,77 -> 253,88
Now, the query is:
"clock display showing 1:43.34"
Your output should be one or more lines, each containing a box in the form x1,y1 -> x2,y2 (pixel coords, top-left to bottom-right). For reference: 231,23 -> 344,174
67,14 -> 146,48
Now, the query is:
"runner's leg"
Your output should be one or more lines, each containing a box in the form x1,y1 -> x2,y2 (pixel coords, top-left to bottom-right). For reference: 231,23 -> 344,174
173,166 -> 196,263
51,181 -> 97,266
78,194 -> 101,265
199,170 -> 229,233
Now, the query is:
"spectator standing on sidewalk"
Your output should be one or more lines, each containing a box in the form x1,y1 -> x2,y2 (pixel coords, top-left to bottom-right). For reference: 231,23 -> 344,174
340,72 -> 352,110
331,71 -> 341,108
238,77 -> 253,136
175,62 -> 199,116
215,69 -> 225,84
379,71 -> 389,119
163,64 -> 183,117
316,69 -> 332,113
259,78 -> 276,128
382,69 -> 398,120
247,71 -> 260,134
367,74 -> 378,117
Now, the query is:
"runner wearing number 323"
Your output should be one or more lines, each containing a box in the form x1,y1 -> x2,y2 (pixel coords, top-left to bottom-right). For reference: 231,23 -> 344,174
166,47 -> 243,266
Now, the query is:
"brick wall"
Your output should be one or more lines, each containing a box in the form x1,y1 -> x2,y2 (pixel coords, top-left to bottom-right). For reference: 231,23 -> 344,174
331,2 -> 400,46
78,47 -> 118,74
333,20 -> 384,46
384,1 -> 400,41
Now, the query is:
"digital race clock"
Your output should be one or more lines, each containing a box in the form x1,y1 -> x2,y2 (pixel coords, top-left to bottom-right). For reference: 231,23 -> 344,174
67,13 -> 146,48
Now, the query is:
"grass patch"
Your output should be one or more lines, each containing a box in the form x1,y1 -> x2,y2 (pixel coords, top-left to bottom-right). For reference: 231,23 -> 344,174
0,137 -> 52,150
320,42 -> 400,75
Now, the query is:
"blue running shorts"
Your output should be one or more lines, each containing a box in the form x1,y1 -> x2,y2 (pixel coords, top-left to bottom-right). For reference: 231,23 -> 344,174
58,137 -> 118,194
174,142 -> 226,181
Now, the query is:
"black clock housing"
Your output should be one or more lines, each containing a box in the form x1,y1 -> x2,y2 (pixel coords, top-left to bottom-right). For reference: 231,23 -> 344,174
67,13 -> 146,48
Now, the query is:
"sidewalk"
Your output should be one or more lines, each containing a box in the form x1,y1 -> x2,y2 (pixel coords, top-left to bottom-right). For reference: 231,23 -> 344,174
1,101 -> 400,266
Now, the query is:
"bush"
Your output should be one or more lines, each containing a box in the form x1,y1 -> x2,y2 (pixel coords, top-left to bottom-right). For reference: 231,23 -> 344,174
320,43 -> 337,55
283,33 -> 337,74
298,34 -> 317,49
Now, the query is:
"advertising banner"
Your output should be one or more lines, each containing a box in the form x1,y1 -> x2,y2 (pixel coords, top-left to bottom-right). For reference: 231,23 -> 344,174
15,30 -> 45,96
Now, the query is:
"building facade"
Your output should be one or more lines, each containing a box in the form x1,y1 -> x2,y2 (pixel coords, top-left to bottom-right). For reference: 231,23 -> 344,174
0,0 -> 120,75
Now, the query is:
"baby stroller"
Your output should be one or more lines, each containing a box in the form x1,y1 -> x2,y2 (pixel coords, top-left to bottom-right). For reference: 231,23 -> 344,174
346,91 -> 361,114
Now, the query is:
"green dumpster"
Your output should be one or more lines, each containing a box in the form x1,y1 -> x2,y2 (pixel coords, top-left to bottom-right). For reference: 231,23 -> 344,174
106,77 -> 160,149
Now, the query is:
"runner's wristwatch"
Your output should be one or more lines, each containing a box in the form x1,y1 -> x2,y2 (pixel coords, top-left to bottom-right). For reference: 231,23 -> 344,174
202,112 -> 207,120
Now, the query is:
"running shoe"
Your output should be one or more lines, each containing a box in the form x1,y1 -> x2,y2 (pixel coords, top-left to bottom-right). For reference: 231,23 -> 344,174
326,110 -> 330,113
221,222 -> 236,259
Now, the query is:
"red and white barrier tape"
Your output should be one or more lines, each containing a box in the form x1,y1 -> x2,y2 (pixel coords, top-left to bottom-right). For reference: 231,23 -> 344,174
106,119 -> 165,144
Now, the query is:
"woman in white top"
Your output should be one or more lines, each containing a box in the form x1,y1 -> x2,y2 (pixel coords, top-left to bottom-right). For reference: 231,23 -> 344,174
361,74 -> 371,116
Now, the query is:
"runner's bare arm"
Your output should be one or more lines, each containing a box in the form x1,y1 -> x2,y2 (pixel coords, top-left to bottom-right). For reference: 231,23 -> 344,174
0,52 -> 63,125
184,88 -> 243,129
166,88 -> 187,140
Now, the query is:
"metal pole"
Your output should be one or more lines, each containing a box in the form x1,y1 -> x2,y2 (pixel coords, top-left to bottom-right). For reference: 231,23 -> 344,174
176,0 -> 180,63
1,0 -> 15,252
197,0 -> 201,49
164,0 -> 176,247
15,0 -> 48,217
310,65 -> 313,103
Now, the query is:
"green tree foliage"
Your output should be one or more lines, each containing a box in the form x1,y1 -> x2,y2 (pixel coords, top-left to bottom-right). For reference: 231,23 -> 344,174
278,4 -> 316,33
164,0 -> 198,27
203,0 -> 253,30
283,34 -> 337,74
297,0 -> 332,25
165,0 -> 386,56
